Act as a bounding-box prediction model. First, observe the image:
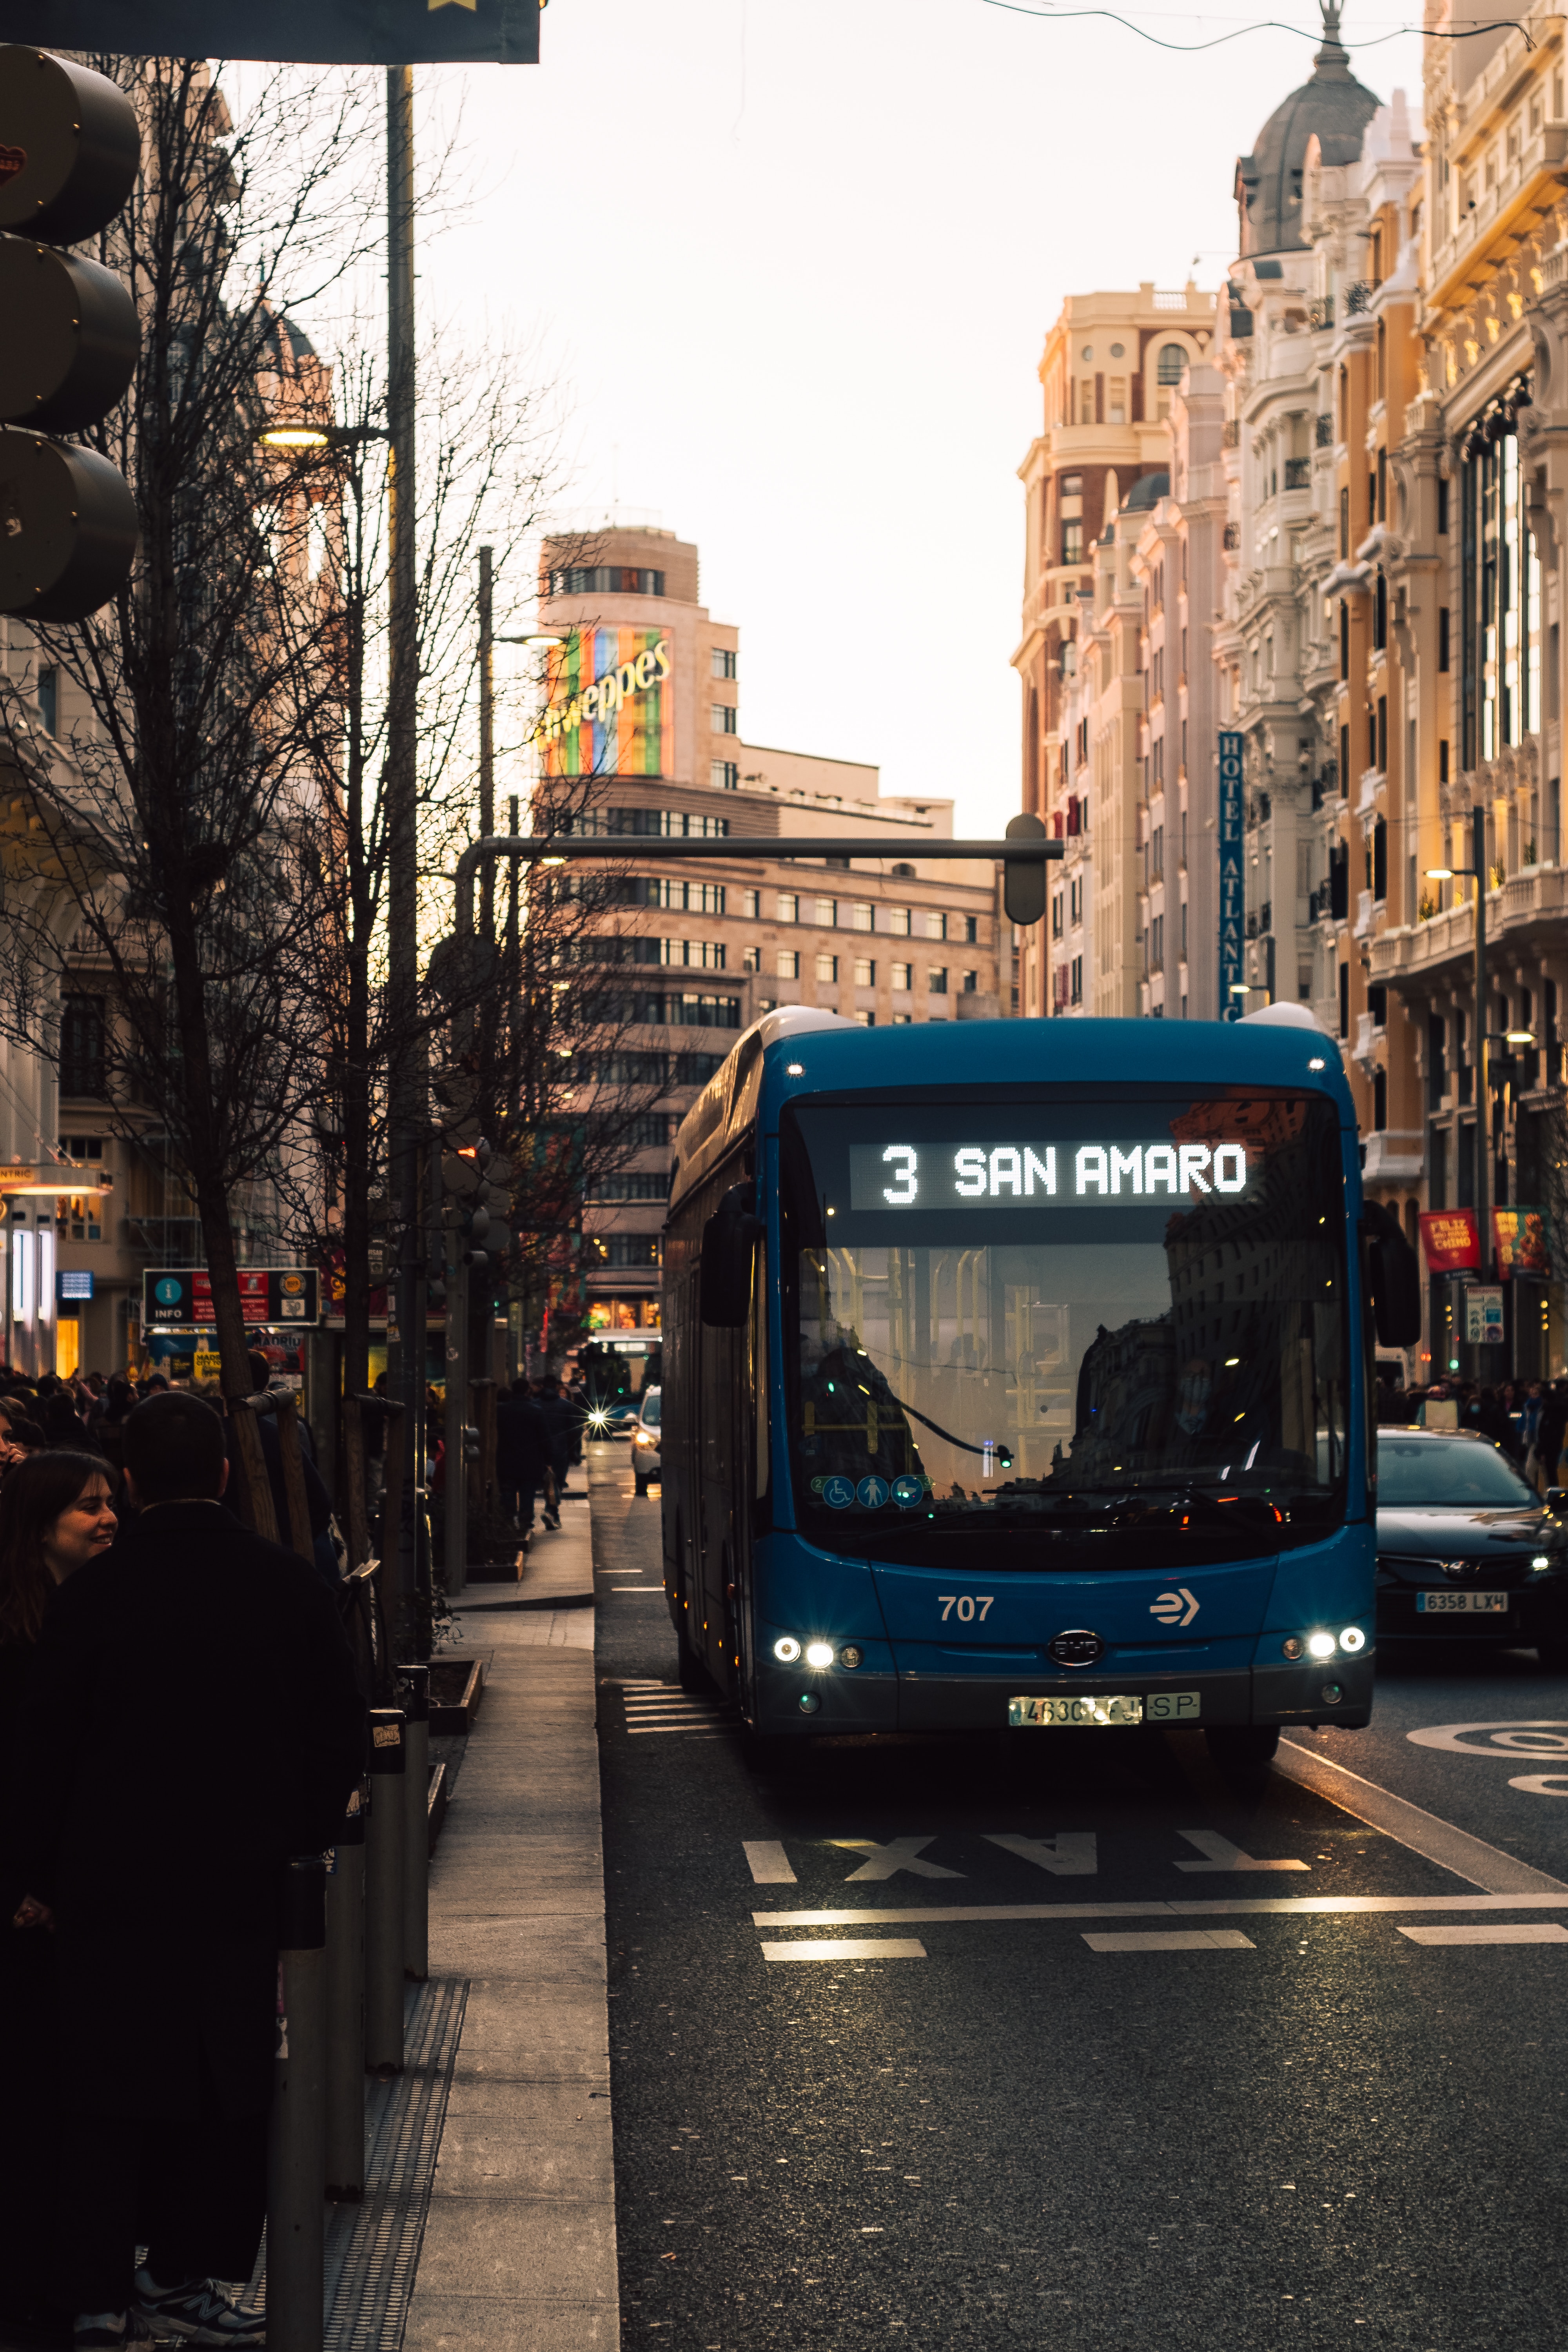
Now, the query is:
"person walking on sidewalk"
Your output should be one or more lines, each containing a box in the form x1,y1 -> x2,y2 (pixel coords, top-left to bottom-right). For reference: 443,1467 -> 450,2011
5,1392 -> 365,2350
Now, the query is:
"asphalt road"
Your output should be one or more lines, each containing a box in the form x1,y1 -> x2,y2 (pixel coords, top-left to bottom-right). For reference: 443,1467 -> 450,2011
590,1457 -> 1568,2350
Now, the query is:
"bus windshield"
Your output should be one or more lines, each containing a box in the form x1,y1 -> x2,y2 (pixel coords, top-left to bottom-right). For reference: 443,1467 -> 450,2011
780,1090 -> 1350,1571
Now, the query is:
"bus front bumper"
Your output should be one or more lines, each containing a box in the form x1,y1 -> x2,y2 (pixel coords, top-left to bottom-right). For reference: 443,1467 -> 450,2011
752,1654 -> 1373,1736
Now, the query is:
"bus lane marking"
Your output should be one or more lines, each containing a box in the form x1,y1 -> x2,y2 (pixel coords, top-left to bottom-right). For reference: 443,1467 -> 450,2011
1174,1829 -> 1309,1873
985,1831 -> 1098,1876
1397,1922 -> 1568,1947
760,1938 -> 927,1962
1083,1929 -> 1254,1953
744,1841 -> 797,1884
1276,1739 -> 1568,1896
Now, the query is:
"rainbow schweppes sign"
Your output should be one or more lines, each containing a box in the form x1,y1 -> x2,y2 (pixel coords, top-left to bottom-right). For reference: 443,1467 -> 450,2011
534,628 -> 672,778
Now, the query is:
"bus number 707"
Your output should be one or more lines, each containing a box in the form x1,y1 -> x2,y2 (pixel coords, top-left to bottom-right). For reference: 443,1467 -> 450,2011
940,1595 -> 994,1623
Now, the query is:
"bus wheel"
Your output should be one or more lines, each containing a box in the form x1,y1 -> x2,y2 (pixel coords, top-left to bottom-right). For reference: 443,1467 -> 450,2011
1205,1724 -> 1280,1781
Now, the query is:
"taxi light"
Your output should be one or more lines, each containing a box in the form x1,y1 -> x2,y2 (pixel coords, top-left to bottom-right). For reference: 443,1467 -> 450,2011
1307,1631 -> 1337,1660
805,1640 -> 835,1670
773,1635 -> 802,1664
1338,1626 -> 1367,1654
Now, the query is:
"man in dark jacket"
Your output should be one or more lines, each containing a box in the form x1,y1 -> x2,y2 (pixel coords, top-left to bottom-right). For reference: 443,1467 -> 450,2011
6,1392 -> 365,2348
536,1374 -> 578,1500
494,1381 -> 553,1534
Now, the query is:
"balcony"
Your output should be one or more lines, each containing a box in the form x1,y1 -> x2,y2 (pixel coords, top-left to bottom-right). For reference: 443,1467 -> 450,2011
1314,412 -> 1334,446
1222,420 -> 1241,448
1431,121 -> 1568,311
1284,457 -> 1312,490
1371,866 -> 1568,989
1353,888 -> 1376,939
1344,280 -> 1371,314
1356,766 -> 1383,815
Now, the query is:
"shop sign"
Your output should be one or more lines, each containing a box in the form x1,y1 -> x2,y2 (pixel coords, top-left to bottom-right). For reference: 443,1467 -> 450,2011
1217,732 -> 1243,1019
1419,1209 -> 1480,1272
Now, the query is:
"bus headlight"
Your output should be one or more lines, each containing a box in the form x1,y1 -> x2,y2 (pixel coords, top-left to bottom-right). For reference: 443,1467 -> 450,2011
773,1636 -> 802,1663
1281,1637 -> 1304,1661
804,1641 -> 835,1670
1307,1631 -> 1337,1660
1338,1626 -> 1367,1654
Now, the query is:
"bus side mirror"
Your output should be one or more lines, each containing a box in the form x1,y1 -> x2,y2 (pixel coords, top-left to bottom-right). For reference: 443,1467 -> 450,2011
1547,1487 -> 1568,1514
1361,1200 -> 1421,1347
701,1184 -> 762,1328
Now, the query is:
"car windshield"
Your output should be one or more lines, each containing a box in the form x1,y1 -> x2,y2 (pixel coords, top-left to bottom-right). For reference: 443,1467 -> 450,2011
640,1390 -> 661,1429
1377,1434 -> 1535,1508
781,1089 -> 1350,1570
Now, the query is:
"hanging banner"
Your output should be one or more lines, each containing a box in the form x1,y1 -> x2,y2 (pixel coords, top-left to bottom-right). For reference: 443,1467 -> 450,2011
534,628 -> 672,781
0,5 -> 539,64
1217,731 -> 1244,1020
1419,1208 -> 1481,1273
1493,1205 -> 1550,1278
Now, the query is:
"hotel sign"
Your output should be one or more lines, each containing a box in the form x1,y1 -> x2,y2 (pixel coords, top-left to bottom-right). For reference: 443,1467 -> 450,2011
1217,731 -> 1244,1020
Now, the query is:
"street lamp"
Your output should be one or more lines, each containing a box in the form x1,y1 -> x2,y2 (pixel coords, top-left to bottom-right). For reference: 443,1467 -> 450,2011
1425,802 -> 1493,1286
257,422 -> 393,454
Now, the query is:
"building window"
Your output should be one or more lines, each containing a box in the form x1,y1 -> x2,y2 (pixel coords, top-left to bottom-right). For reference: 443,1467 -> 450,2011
594,1235 -> 663,1268
1051,891 -> 1063,940
743,889 -> 760,918
711,703 -> 737,735
776,949 -> 800,980
964,914 -> 979,944
710,760 -> 739,790
36,669 -> 58,737
60,996 -> 106,1098
711,646 -> 737,679
1070,955 -> 1083,1005
816,952 -> 838,984
1062,521 -> 1083,565
853,957 -> 875,986
961,969 -> 978,992
1157,344 -> 1185,384
1465,416 -> 1540,764
1061,473 -> 1082,496
891,962 -> 912,992
850,901 -> 873,932
742,945 -> 760,973
889,907 -> 911,937
1339,962 -> 1350,1040
1372,1067 -> 1388,1131
928,967 -> 949,995
776,893 -> 797,922
814,897 -> 837,928
548,564 -> 664,597
923,910 -> 946,942
891,1012 -> 913,1025
1439,607 -> 1450,672
1069,876 -> 1083,926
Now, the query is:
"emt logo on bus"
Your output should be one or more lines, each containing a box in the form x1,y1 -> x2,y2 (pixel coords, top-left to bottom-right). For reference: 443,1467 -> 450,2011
849,1140 -> 1251,1210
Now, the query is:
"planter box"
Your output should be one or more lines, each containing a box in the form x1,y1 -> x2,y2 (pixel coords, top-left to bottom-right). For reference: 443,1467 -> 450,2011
429,1657 -> 485,1735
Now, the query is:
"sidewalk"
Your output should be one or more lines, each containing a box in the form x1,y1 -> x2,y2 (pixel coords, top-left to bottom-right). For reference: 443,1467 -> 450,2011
400,1462 -> 615,2352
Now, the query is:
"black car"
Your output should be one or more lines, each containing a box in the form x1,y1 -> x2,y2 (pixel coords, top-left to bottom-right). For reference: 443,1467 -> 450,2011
1376,1428 -> 1568,1669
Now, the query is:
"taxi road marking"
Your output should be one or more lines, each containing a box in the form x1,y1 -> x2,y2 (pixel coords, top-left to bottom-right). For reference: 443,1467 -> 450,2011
1174,1829 -> 1309,1873
753,1893 -> 1568,1926
744,1841 -> 798,1884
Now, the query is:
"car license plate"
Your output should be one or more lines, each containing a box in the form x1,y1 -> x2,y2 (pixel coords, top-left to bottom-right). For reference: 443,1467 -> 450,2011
1415,1590 -> 1509,1614
1008,1691 -> 1201,1728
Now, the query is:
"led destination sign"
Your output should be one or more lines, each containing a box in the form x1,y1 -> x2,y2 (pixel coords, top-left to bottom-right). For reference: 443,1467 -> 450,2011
848,1138 -> 1252,1212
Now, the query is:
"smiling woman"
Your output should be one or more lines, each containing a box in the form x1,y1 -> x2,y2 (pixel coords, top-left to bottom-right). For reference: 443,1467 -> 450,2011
0,1448 -> 118,1645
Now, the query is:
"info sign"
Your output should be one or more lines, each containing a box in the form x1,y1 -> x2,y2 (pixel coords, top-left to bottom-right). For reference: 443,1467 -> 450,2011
1217,731 -> 1244,1020
142,1267 -> 319,1329
1463,1285 -> 1505,1346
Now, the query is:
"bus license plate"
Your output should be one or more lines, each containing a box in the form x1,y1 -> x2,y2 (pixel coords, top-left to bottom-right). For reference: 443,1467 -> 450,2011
1009,1692 -> 1201,1728
1415,1590 -> 1508,1614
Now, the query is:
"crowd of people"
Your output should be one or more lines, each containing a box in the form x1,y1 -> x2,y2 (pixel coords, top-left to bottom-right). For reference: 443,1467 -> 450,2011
1375,1370 -> 1568,1491
0,1387 -> 364,2350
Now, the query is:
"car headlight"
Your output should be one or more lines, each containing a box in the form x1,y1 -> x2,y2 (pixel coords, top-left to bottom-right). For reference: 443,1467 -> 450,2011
1533,1554 -> 1552,1572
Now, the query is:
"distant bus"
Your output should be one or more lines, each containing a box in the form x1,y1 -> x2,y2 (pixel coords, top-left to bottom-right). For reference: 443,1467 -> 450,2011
660,1006 -> 1418,1771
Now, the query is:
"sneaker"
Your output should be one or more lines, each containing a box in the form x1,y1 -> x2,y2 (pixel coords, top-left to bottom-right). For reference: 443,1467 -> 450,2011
129,2279 -> 264,2347
75,2317 -> 155,2350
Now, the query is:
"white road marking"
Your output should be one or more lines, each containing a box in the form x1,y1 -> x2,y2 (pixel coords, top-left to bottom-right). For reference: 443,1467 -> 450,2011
760,1939 -> 927,1962
1278,1739 -> 1568,1896
1397,1922 -> 1568,1946
1174,1829 -> 1309,1874
1405,1722 -> 1568,1757
830,1837 -> 964,1882
1083,1929 -> 1254,1953
1509,1775 -> 1568,1796
752,1892 -> 1568,1926
744,1843 -> 797,1884
985,1831 -> 1097,1877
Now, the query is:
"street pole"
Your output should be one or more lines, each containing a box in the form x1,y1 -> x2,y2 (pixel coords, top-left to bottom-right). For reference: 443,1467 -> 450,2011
478,545 -> 495,941
1474,802 -> 1489,1288
387,65 -> 424,1651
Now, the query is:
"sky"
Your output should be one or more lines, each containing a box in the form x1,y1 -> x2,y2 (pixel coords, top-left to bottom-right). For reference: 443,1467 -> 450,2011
412,0 -> 1424,837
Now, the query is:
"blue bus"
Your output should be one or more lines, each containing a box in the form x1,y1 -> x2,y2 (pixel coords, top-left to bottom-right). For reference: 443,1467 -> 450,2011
661,1006 -> 1419,1771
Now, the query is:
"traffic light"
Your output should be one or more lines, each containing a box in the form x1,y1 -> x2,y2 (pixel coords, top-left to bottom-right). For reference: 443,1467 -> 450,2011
0,45 -> 141,622
440,1147 -> 513,1269
1003,810 -> 1049,927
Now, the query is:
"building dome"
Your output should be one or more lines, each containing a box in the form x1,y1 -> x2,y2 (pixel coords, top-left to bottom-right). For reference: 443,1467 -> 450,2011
1234,3 -> 1380,258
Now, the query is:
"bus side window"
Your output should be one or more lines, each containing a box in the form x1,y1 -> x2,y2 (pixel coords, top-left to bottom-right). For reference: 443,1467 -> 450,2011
753,1244 -> 769,1504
